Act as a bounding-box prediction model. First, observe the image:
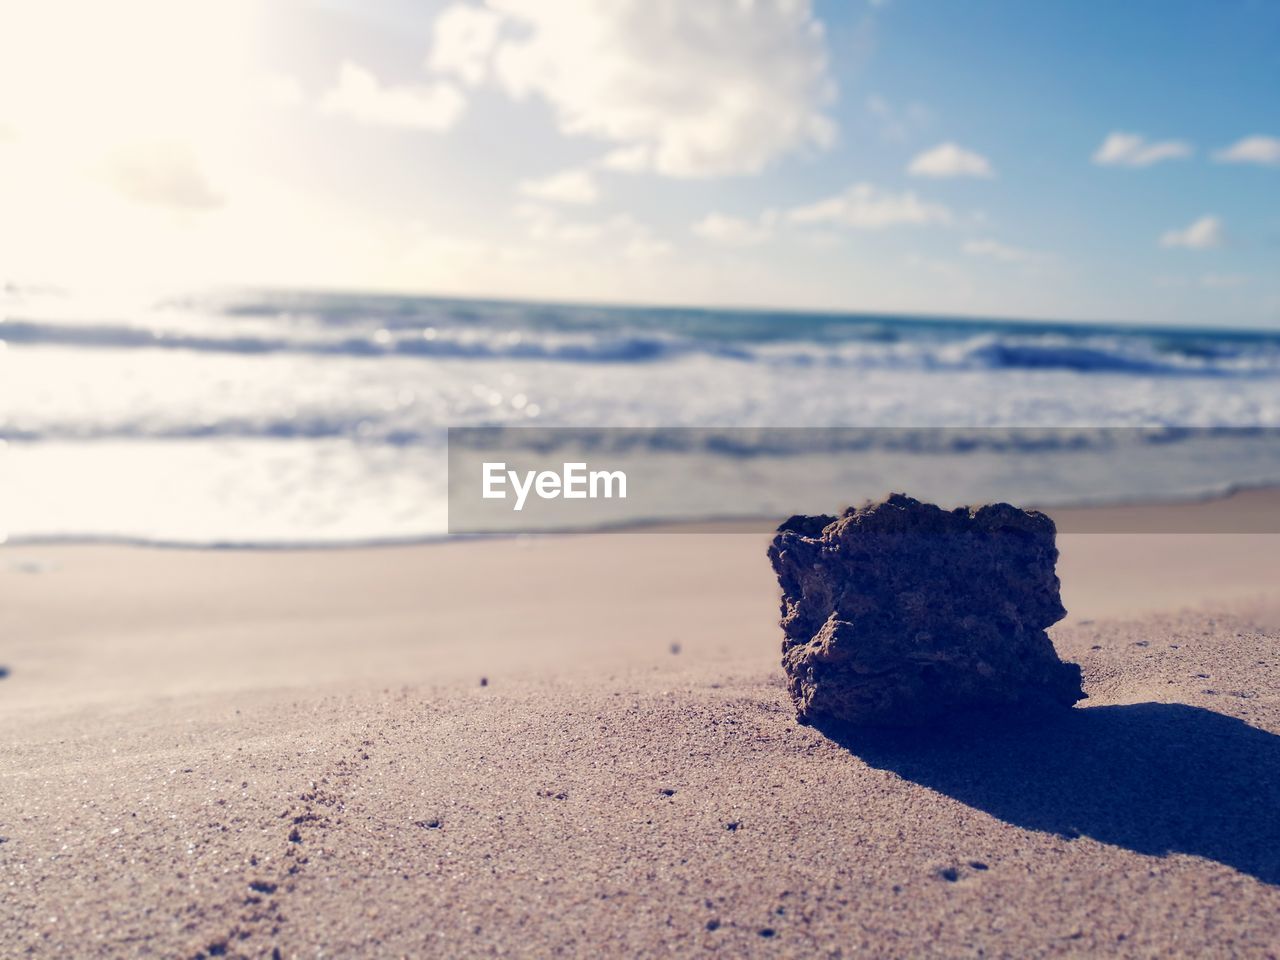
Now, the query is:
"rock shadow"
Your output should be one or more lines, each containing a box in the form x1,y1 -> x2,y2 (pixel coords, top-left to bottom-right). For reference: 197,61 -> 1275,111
818,701 -> 1280,885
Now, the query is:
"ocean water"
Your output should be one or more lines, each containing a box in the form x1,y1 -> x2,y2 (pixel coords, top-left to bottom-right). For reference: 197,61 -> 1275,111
5,286 -> 1280,545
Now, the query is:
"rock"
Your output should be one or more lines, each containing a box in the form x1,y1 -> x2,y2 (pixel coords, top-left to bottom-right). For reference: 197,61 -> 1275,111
767,493 -> 1084,727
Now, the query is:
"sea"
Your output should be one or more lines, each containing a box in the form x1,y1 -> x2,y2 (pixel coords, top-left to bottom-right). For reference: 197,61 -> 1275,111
5,285 -> 1280,546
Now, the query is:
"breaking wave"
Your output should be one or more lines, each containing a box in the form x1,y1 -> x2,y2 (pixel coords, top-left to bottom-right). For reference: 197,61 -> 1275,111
7,314 -> 1280,377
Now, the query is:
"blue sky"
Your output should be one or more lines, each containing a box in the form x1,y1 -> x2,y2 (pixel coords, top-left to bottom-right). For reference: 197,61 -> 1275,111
0,0 -> 1276,325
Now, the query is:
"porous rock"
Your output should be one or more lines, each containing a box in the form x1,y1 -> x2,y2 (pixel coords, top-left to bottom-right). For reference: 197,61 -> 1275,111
768,493 -> 1084,727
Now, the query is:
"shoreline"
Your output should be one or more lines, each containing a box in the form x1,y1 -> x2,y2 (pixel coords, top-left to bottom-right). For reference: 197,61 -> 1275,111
7,483 -> 1280,551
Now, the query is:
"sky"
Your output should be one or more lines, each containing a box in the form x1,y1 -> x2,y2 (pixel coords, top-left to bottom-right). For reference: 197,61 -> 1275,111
0,0 -> 1277,326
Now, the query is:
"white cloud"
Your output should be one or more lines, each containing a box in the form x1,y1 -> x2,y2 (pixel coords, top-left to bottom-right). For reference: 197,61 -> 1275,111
1092,131 -> 1192,167
516,202 -> 603,242
691,212 -> 773,246
598,144 -> 651,173
517,167 -> 599,205
515,203 -> 669,259
428,0 -> 836,177
1213,135 -> 1280,167
319,61 -> 465,131
962,239 -> 1043,263
1159,215 -> 1224,250
907,142 -> 994,179
104,139 -> 223,210
427,4 -> 504,87
789,183 -> 951,229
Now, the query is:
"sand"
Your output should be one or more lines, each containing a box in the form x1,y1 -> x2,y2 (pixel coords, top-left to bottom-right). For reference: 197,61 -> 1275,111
2,500 -> 1280,957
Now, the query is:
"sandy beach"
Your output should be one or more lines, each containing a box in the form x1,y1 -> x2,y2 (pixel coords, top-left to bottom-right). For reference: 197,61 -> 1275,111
6,1 -> 1278,955
3,495 -> 1280,958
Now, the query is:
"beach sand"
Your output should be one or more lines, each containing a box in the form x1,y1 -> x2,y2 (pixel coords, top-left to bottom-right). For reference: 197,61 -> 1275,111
3,497 -> 1280,957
